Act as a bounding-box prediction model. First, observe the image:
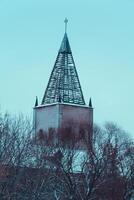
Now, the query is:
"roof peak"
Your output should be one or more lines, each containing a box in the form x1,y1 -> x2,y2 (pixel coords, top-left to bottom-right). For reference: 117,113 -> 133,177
59,33 -> 71,53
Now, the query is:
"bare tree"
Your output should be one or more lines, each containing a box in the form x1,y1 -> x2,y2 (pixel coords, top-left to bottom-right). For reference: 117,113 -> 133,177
0,112 -> 33,199
0,112 -> 133,200
51,122 -> 134,200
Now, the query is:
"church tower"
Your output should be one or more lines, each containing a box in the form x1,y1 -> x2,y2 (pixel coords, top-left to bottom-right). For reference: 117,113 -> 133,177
34,19 -> 93,143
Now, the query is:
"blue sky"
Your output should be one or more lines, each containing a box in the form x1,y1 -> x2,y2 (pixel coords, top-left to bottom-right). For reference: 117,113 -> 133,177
0,0 -> 134,137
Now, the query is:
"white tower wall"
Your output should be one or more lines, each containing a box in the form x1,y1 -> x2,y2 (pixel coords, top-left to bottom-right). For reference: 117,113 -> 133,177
34,104 -> 59,133
34,103 -> 93,134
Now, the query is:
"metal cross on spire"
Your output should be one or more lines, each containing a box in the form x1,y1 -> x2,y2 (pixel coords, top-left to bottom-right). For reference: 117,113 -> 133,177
64,18 -> 68,33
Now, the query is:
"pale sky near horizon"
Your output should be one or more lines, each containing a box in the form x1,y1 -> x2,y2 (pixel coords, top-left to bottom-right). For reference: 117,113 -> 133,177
0,0 -> 134,137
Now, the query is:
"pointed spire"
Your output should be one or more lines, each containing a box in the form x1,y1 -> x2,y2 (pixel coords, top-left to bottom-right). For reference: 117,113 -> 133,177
89,98 -> 92,108
42,20 -> 85,106
35,96 -> 38,107
59,19 -> 71,54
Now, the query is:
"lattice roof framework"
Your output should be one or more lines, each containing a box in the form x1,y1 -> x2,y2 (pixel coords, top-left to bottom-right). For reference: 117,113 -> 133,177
42,20 -> 85,105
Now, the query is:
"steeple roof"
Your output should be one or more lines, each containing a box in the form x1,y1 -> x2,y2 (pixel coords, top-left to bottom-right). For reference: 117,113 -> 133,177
42,20 -> 85,106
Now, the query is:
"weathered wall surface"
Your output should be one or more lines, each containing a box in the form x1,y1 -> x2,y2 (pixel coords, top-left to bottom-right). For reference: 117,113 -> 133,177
34,104 -> 59,133
59,104 -> 93,128
34,103 -> 93,134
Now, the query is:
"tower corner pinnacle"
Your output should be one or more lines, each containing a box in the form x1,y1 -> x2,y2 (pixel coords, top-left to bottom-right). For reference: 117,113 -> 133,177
89,98 -> 92,108
35,96 -> 38,107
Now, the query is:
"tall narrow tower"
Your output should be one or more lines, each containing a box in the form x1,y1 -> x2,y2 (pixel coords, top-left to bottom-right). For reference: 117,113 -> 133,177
34,19 -> 93,142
